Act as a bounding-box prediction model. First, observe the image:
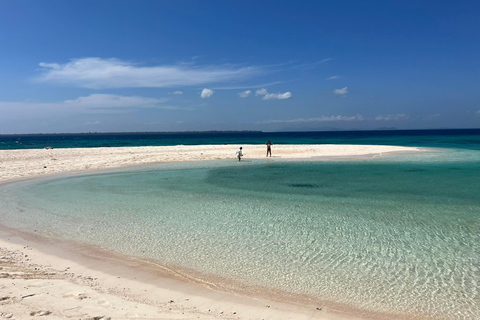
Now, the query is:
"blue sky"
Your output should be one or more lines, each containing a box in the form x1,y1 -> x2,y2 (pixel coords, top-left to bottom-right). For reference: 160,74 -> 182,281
0,0 -> 479,133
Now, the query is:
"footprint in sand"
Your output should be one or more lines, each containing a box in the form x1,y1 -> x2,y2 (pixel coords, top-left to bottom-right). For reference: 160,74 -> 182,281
63,293 -> 88,300
97,300 -> 111,307
76,293 -> 88,300
124,313 -> 138,318
30,310 -> 51,316
0,296 -> 12,304
0,296 -> 21,305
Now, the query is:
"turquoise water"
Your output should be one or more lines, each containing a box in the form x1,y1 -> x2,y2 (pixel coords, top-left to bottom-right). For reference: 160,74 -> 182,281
1,149 -> 479,319
2,129 -> 480,150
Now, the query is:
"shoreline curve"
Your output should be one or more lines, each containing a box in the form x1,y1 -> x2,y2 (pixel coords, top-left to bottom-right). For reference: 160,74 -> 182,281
0,144 -> 425,320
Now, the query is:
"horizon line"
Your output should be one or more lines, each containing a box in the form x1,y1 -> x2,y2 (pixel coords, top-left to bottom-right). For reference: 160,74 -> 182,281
1,127 -> 479,136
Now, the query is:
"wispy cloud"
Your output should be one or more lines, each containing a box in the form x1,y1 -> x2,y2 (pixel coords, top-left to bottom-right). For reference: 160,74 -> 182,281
211,81 -> 284,90
261,113 -> 412,124
172,91 -> 183,95
375,114 -> 409,121
85,120 -> 102,125
36,57 -> 261,89
316,58 -> 333,64
263,92 -> 292,100
63,94 -> 168,109
287,58 -> 333,71
333,87 -> 348,96
260,115 -> 364,124
327,76 -> 340,80
200,88 -> 214,98
0,94 -> 180,117
425,113 -> 441,120
238,90 -> 251,98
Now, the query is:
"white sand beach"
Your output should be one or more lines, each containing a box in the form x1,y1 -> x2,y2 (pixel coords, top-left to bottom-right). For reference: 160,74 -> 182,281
0,144 -> 420,183
0,145 -> 422,320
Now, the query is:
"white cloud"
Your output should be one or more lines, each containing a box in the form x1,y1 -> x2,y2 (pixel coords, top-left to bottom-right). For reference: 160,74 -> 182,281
333,87 -> 348,96
263,92 -> 292,100
255,88 -> 268,96
327,76 -> 340,80
172,91 -> 183,95
200,88 -> 214,98
36,57 -> 260,89
238,90 -> 251,98
375,114 -> 409,121
253,88 -> 292,100
260,115 -> 364,124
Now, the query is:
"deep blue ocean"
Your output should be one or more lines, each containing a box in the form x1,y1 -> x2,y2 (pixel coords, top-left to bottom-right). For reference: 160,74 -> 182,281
1,128 -> 480,150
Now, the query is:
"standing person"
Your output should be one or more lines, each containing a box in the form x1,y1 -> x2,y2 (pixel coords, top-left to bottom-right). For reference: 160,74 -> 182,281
236,147 -> 243,161
266,140 -> 273,157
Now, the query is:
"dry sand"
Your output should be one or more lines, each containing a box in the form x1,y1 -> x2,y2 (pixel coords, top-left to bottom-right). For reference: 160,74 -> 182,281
0,145 -> 422,320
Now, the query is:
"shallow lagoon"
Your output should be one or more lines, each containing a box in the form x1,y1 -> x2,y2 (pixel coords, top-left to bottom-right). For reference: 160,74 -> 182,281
1,149 -> 479,319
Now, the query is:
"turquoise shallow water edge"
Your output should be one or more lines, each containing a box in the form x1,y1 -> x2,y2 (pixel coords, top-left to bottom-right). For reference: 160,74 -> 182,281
1,148 -> 479,319
1,128 -> 480,150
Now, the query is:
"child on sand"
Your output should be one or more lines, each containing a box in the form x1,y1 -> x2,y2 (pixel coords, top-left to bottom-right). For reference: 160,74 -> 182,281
236,147 -> 243,161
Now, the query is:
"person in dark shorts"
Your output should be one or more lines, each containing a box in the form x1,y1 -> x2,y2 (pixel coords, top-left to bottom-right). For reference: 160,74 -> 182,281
266,140 -> 272,157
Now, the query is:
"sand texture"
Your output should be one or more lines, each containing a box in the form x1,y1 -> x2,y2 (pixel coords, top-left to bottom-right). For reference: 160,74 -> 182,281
0,144 -> 422,320
3,233 -> 358,320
